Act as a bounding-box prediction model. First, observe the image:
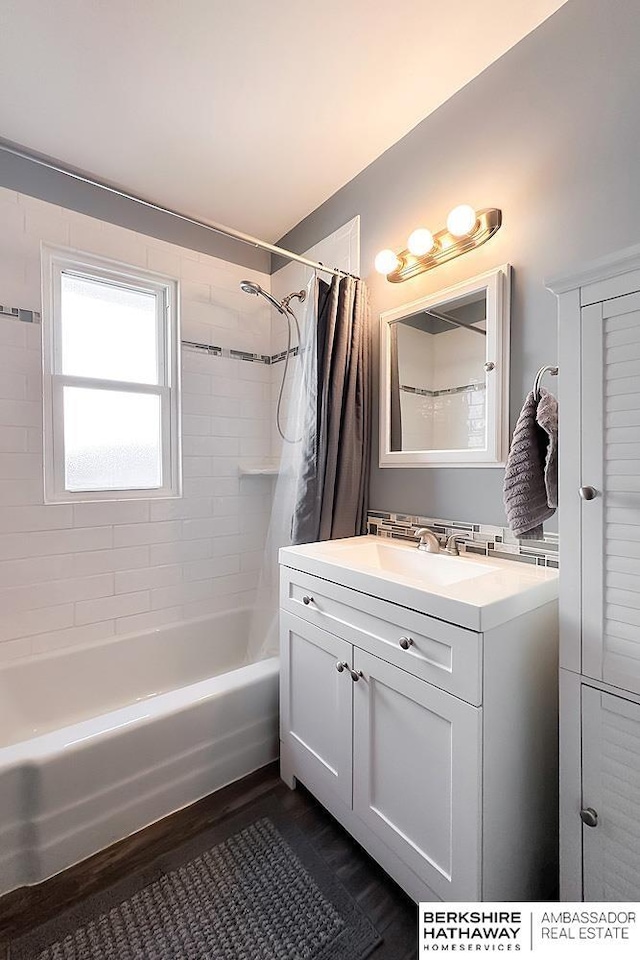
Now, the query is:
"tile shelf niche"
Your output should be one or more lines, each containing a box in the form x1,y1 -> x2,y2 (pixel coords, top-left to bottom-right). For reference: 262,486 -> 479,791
238,461 -> 280,476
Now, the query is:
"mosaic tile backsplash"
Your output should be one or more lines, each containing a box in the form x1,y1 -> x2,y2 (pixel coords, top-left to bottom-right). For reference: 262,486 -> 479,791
367,511 -> 559,568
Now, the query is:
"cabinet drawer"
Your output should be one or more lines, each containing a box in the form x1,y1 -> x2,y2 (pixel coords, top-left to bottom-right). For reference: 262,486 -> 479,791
280,566 -> 482,705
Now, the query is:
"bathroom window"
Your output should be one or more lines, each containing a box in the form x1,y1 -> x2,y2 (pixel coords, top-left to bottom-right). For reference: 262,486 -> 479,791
42,246 -> 181,502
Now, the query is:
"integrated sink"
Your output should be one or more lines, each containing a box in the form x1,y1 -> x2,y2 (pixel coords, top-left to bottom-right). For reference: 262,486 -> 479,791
280,534 -> 559,631
308,537 -> 499,587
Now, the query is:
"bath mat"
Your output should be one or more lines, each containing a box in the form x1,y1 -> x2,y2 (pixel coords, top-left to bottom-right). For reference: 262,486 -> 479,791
11,800 -> 382,960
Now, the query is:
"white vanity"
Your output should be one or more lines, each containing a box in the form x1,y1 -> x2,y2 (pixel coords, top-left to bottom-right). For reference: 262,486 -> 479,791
279,535 -> 559,902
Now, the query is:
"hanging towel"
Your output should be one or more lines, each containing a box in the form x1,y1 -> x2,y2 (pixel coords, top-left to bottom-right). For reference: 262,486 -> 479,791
536,387 -> 558,509
503,388 -> 558,539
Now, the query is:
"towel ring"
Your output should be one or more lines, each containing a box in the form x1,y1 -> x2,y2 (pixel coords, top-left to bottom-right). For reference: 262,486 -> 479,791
533,365 -> 558,402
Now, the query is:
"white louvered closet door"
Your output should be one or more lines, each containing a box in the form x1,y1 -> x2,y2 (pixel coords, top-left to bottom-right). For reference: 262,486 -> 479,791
582,686 -> 640,900
582,293 -> 640,693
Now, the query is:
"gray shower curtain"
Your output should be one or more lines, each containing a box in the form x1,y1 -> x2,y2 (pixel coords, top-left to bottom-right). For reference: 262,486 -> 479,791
291,274 -> 371,544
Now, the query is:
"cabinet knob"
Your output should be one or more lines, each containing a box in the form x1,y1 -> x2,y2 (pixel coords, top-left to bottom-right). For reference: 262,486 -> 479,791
579,486 -> 598,501
335,661 -> 347,673
350,669 -> 364,682
302,595 -> 314,605
484,361 -> 495,372
580,807 -> 598,828
399,636 -> 413,650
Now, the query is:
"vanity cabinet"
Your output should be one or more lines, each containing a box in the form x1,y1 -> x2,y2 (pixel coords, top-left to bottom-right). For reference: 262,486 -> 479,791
550,251 -> 640,901
279,559 -> 558,903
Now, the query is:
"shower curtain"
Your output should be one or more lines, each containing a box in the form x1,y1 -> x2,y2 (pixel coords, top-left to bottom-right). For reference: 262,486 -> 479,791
292,274 -> 371,544
247,273 -> 371,660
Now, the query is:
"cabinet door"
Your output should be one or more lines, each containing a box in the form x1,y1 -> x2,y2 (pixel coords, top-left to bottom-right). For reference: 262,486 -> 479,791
582,685 -> 640,900
280,612 -> 353,807
582,294 -> 640,693
352,648 -> 482,901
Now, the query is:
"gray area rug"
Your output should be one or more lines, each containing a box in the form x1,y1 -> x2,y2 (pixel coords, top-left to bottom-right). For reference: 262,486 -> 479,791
11,803 -> 382,960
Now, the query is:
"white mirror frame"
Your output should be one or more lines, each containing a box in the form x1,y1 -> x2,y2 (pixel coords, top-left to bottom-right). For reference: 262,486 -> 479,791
379,265 -> 511,468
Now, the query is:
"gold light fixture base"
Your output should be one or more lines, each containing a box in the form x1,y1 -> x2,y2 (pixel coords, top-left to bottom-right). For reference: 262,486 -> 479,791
386,208 -> 502,283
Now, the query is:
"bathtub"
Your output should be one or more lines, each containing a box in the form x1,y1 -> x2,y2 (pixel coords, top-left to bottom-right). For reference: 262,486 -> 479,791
0,608 -> 279,897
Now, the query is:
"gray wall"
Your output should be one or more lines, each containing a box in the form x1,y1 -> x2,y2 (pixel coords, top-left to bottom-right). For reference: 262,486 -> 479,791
275,0 -> 640,527
0,143 -> 269,272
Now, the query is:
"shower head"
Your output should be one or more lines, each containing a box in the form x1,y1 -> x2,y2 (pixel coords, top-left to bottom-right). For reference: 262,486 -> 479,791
239,280 -> 286,315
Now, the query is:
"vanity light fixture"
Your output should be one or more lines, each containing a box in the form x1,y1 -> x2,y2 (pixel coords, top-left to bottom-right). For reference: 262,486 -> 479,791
375,206 -> 502,283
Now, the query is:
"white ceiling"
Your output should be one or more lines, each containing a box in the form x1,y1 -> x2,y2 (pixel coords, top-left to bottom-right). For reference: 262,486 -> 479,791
0,0 -> 568,241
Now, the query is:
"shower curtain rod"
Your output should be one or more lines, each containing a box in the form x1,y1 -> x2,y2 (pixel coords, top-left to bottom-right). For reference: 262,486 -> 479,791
0,140 -> 360,281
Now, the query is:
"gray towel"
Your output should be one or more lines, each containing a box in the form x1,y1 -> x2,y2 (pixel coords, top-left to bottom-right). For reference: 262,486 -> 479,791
503,388 -> 558,539
537,388 -> 558,509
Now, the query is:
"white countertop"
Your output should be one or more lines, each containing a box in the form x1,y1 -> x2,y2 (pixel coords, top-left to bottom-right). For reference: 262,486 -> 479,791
280,535 -> 558,631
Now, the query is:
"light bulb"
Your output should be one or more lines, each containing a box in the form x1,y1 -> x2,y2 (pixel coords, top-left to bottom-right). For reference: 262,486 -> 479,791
446,204 -> 477,237
407,228 -> 435,256
374,249 -> 400,275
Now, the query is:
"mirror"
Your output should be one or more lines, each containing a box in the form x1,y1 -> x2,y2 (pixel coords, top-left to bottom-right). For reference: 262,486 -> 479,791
380,266 -> 510,467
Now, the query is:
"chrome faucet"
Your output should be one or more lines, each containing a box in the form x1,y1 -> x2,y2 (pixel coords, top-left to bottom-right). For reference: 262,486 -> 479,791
443,534 -> 461,557
414,527 -> 441,553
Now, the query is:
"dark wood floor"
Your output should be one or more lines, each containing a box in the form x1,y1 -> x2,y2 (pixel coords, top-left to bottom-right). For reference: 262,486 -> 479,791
0,762 -> 417,959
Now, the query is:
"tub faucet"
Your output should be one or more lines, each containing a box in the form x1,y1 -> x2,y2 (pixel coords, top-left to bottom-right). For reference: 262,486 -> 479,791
414,527 -> 441,553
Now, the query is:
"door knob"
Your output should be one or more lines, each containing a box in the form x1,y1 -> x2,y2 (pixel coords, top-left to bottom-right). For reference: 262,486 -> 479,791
579,486 -> 598,501
302,595 -> 314,605
580,807 -> 598,828
399,636 -> 413,650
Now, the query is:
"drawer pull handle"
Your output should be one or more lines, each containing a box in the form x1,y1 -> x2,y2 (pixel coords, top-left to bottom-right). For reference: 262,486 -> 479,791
302,595 -> 314,605
335,661 -> 348,673
399,636 -> 413,650
350,669 -> 364,682
580,807 -> 598,828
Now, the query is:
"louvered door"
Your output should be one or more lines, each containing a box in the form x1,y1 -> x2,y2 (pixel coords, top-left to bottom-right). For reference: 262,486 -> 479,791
582,685 -> 640,900
582,293 -> 640,694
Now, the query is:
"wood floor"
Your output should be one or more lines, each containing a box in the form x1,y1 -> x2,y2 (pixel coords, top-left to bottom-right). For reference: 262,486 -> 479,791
0,762 -> 418,959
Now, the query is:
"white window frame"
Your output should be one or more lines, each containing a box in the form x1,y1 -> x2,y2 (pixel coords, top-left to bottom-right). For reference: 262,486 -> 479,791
41,244 -> 181,503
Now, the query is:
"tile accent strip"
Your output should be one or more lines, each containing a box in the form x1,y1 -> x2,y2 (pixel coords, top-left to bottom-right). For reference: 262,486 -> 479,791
2,303 -> 298,366
1,305 -> 40,323
400,382 -> 486,398
183,342 -> 298,365
271,345 -> 300,364
367,511 -> 559,568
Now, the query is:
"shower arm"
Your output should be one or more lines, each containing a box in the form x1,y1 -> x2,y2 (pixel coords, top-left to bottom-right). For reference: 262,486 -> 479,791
281,290 -> 306,309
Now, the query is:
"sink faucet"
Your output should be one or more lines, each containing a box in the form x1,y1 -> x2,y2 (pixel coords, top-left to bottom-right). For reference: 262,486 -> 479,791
414,527 -> 441,553
443,534 -> 461,557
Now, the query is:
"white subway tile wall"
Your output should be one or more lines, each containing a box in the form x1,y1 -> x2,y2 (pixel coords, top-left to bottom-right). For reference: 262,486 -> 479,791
0,185 -> 275,663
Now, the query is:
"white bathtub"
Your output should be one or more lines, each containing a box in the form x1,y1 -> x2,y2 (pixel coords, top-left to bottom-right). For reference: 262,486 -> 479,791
0,609 -> 279,896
